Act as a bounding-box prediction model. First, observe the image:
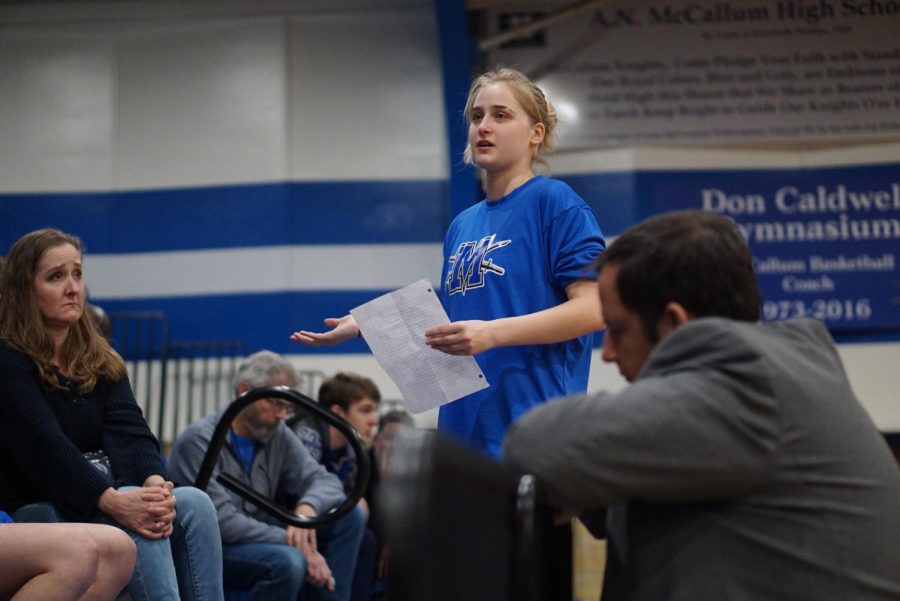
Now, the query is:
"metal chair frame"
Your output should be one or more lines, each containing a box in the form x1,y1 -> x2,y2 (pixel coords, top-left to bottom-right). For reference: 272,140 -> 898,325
193,385 -> 370,528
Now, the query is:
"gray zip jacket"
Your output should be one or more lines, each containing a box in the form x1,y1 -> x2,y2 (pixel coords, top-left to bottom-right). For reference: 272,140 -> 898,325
168,409 -> 344,545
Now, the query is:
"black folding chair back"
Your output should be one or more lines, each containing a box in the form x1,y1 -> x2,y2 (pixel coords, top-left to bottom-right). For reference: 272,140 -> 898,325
380,430 -> 571,601
193,386 -> 369,528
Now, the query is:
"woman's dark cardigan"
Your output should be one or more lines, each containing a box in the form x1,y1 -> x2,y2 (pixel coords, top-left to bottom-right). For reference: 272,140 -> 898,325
0,341 -> 165,521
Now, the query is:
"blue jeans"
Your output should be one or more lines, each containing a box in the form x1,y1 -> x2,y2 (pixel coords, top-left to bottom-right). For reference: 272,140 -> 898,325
350,528 -> 376,601
10,502 -> 66,523
14,486 -> 224,601
223,505 -> 365,601
124,486 -> 224,601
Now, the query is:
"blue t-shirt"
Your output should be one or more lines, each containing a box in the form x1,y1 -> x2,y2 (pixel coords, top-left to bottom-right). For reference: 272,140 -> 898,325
438,176 -> 605,458
229,430 -> 257,476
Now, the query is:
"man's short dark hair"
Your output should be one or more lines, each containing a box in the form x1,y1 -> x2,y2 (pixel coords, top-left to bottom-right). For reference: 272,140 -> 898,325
318,372 -> 381,412
594,210 -> 761,342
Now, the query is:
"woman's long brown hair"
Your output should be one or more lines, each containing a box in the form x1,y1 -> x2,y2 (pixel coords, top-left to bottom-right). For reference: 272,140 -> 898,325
0,229 -> 126,393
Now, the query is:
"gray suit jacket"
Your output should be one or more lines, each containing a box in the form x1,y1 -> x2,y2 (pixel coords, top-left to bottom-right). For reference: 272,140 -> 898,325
504,318 -> 900,600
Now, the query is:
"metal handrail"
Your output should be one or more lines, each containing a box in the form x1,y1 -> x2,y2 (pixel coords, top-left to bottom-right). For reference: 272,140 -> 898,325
193,385 -> 370,528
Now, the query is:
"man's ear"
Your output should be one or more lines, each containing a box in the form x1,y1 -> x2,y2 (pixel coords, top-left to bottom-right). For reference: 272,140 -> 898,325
330,404 -> 346,418
236,382 -> 251,397
656,301 -> 693,340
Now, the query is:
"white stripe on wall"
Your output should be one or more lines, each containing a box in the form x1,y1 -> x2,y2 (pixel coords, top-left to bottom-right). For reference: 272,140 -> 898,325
87,243 -> 443,299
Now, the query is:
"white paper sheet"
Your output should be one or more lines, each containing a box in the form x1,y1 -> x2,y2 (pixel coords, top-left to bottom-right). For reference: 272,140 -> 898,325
350,279 -> 489,414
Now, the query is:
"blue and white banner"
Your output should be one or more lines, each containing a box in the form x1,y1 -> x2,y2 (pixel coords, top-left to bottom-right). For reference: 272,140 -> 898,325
564,161 -> 900,333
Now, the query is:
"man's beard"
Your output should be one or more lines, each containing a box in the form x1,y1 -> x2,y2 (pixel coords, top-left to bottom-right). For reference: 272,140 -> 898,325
243,411 -> 278,442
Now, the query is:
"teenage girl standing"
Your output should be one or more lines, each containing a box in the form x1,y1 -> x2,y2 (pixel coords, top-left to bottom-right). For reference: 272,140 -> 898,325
293,68 -> 606,458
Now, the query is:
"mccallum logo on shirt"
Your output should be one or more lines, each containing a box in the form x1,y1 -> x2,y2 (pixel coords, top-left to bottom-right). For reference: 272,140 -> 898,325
446,234 -> 511,296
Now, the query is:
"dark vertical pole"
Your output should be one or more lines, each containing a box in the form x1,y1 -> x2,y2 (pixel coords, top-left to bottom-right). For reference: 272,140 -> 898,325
434,0 -> 481,222
133,318 -> 143,394
173,344 -> 184,447
188,343 -> 197,425
121,320 -> 132,381
144,316 -> 155,431
215,345 -> 225,411
201,342 -> 211,419
157,317 -> 169,441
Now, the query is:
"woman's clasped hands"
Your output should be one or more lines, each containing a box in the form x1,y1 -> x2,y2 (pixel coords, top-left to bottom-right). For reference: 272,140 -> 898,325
98,476 -> 177,540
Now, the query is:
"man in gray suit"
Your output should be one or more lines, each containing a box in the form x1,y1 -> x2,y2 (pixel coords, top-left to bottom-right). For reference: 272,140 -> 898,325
503,210 -> 900,600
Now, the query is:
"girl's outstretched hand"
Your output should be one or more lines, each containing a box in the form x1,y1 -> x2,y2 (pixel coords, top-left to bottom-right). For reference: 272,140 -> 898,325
291,315 -> 359,346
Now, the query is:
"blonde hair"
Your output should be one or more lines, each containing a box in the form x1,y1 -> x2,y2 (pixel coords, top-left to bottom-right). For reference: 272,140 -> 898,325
0,229 -> 126,393
463,67 -> 558,166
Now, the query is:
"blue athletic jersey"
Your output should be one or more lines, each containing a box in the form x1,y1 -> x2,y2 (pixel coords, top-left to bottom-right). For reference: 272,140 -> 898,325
438,176 -> 605,458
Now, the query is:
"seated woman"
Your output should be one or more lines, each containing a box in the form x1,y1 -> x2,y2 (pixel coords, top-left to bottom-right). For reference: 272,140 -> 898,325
0,515 -> 136,601
0,229 -> 223,601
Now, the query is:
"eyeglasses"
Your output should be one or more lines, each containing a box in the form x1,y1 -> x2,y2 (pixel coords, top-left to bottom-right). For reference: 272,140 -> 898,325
263,398 -> 292,412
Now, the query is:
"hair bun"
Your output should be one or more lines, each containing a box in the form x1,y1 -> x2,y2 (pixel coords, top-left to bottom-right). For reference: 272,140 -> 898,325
545,100 -> 558,130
